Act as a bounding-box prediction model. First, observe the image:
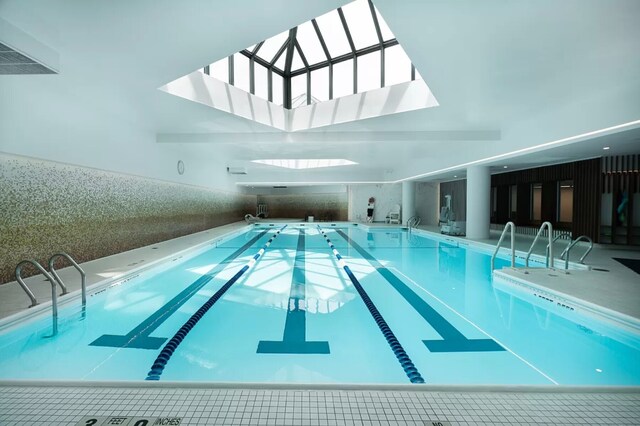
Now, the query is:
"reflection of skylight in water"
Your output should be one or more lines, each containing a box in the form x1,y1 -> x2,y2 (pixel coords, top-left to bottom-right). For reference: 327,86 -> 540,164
252,159 -> 358,169
342,0 -> 380,49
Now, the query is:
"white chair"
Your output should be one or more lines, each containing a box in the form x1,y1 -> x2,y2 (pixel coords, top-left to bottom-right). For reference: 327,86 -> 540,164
387,204 -> 401,224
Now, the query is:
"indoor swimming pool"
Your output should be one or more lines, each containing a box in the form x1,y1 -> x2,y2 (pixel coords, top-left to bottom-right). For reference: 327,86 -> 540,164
0,224 -> 638,385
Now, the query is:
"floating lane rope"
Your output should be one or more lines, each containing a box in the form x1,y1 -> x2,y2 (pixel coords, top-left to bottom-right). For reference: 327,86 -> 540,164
317,226 -> 425,384
146,225 -> 287,381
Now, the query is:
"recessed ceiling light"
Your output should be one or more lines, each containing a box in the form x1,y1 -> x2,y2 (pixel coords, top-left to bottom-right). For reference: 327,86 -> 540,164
453,175 -> 457,178
252,159 -> 358,169
603,146 -> 610,150
503,165 -> 508,169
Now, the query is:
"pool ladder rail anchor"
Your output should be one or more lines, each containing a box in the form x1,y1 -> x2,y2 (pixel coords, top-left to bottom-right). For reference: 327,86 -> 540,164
14,252 -> 87,336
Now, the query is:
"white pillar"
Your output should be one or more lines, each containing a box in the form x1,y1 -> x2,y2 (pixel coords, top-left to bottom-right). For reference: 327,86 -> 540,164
466,166 -> 490,239
402,181 -> 416,225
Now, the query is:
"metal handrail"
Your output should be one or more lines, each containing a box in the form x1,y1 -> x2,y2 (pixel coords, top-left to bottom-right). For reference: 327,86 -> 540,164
560,235 -> 593,269
491,221 -> 516,271
407,216 -> 421,231
545,233 -> 572,268
525,221 -> 554,268
49,252 -> 86,315
15,260 -> 59,335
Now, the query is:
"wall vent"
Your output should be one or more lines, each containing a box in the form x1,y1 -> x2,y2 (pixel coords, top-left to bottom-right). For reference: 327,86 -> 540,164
0,42 -> 57,75
227,166 -> 247,175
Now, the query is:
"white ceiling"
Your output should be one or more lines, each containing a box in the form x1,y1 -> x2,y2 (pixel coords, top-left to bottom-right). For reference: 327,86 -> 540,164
1,0 -> 639,187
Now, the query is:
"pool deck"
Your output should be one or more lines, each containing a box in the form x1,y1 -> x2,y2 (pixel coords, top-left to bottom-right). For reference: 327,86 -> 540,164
2,220 -> 640,425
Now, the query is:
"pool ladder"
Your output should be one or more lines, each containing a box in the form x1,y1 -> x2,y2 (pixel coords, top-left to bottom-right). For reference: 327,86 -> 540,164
491,222 -> 593,271
407,216 -> 421,232
14,252 -> 86,336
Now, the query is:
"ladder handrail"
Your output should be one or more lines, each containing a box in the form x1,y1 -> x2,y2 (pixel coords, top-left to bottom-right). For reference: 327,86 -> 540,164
15,260 -> 59,335
545,233 -> 572,268
525,221 -> 554,268
49,252 -> 86,310
407,216 -> 421,231
560,235 -> 593,269
491,221 -> 516,271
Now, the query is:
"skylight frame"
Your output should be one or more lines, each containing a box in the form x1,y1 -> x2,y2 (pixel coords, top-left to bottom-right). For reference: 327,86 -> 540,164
203,0 -> 419,110
251,159 -> 358,169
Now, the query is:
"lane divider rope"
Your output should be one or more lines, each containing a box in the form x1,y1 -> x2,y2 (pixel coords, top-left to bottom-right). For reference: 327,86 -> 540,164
145,225 -> 287,380
317,226 -> 425,384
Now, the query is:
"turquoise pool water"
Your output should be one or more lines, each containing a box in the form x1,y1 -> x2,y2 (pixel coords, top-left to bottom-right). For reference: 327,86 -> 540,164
0,224 -> 638,385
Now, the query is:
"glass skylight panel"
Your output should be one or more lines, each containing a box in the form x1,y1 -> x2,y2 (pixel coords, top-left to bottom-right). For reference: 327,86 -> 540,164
252,159 -> 357,169
333,59 -> 354,98
357,51 -> 380,93
315,10 -> 352,57
209,57 -> 228,83
311,67 -> 330,102
373,6 -> 395,41
272,73 -> 283,105
296,21 -> 327,65
256,30 -> 289,63
233,53 -> 250,92
254,63 -> 268,100
245,44 -> 257,52
342,0 -> 380,49
274,52 -> 286,71
291,49 -> 304,72
291,74 -> 307,108
384,45 -> 411,86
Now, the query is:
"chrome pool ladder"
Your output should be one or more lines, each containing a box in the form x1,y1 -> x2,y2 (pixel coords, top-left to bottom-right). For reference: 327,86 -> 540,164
49,252 -> 87,317
491,221 -> 516,271
525,222 -> 554,268
407,216 -> 421,232
15,260 -> 60,335
545,233 -> 572,268
560,235 -> 593,270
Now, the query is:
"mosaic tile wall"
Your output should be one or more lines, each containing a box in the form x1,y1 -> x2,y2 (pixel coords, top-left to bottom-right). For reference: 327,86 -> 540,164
0,154 -> 256,284
257,193 -> 348,222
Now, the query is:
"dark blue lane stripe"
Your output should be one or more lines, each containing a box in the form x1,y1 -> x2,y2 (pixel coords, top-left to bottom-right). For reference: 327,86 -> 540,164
336,229 -> 504,353
257,229 -> 330,354
318,226 -> 424,384
146,225 -> 287,381
90,230 -> 269,349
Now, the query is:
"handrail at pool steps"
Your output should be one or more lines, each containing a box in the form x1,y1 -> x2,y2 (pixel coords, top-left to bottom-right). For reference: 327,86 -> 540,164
14,260 -> 60,336
525,221 -> 554,268
49,252 -> 87,319
490,221 -> 516,271
545,233 -> 572,268
560,235 -> 594,269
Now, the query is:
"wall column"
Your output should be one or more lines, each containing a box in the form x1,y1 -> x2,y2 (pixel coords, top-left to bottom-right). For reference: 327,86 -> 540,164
402,181 -> 416,225
466,166 -> 491,239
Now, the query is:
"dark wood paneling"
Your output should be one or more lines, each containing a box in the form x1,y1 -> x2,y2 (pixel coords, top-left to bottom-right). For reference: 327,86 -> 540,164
541,181 -> 557,223
572,158 -> 601,241
516,183 -> 531,225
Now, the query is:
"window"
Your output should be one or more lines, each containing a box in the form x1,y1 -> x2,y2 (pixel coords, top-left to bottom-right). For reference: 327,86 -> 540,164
210,57 -> 228,83
384,45 -> 411,86
342,0 -> 380,50
333,59 -> 354,98
311,67 -> 330,102
357,51 -> 381,93
254,63 -> 268,101
272,73 -> 283,105
256,30 -> 289,63
233,53 -> 250,92
531,184 -> 542,221
373,5 -> 395,41
291,73 -> 307,107
315,10 -> 352,57
296,21 -> 327,65
558,180 -> 574,222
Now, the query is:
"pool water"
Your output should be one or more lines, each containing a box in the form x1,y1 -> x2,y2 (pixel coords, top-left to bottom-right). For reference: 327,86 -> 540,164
0,225 -> 638,385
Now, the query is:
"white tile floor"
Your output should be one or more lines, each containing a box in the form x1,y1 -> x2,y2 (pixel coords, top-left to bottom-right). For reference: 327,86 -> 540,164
1,384 -> 639,425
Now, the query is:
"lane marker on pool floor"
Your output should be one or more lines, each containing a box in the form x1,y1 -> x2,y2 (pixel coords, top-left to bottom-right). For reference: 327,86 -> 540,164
317,226 -> 425,384
145,225 -> 287,381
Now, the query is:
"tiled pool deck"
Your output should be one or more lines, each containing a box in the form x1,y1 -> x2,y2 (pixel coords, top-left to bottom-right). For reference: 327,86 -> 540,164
2,221 -> 639,425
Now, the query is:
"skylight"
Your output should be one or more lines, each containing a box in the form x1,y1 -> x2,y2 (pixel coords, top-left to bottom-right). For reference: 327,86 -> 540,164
252,159 -> 358,169
165,0 -> 438,131
205,0 -> 423,109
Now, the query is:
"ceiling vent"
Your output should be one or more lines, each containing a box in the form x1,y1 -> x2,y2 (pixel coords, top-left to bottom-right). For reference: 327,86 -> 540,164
0,42 -> 57,75
227,166 -> 247,175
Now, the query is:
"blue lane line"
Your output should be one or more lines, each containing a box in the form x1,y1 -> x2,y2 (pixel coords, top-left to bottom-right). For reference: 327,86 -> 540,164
318,226 -> 424,384
90,230 -> 269,349
335,229 -> 504,353
257,228 -> 330,354
146,225 -> 287,381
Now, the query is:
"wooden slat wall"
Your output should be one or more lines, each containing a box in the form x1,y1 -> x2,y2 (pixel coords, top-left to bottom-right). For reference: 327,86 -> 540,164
573,159 -> 601,241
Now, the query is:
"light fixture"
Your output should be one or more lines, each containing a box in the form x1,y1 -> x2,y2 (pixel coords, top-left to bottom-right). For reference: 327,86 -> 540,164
603,146 -> 610,150
503,165 -> 508,169
252,159 -> 358,169
453,175 -> 457,178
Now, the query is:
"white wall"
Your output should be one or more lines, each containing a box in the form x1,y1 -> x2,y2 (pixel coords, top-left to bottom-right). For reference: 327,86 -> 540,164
348,183 -> 402,223
415,182 -> 439,226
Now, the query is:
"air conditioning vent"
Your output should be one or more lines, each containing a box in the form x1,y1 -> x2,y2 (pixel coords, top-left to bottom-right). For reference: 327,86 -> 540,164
273,186 -> 287,189
0,42 -> 57,75
227,166 -> 247,175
